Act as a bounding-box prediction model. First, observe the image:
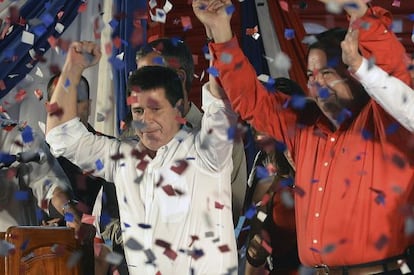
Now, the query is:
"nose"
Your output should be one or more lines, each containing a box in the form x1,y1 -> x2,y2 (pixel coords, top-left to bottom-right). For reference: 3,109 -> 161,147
141,109 -> 154,124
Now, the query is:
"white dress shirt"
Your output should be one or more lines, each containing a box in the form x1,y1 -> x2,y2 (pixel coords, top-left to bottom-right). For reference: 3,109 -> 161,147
46,91 -> 238,275
354,58 -> 414,132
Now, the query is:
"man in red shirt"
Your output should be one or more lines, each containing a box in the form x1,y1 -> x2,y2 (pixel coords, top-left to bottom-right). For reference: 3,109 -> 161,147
193,0 -> 414,273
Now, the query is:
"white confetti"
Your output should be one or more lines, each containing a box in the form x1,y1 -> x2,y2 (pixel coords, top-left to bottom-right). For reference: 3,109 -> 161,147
55,22 -> 65,33
274,51 -> 291,71
21,30 -> 34,45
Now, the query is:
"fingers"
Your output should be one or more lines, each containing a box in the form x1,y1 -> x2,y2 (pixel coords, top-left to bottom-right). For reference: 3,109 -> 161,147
69,41 -> 102,66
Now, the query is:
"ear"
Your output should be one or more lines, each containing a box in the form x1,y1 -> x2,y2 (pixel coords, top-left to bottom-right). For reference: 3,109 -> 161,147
174,99 -> 184,116
176,68 -> 186,86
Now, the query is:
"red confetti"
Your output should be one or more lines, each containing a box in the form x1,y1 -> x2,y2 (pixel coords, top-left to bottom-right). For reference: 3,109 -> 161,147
170,160 -> 188,175
81,214 -> 95,224
215,201 -> 224,209
45,102 -> 63,118
164,248 -> 178,260
279,0 -> 289,11
78,3 -> 87,13
162,184 -> 176,196
155,239 -> 171,248
136,159 -> 149,171
218,244 -> 230,252
113,36 -> 122,49
175,116 -> 187,125
34,89 -> 43,100
14,89 -> 26,102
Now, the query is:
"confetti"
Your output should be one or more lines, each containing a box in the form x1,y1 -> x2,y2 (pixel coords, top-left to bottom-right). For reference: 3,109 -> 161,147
125,238 -> 143,250
206,67 -> 219,77
21,125 -> 34,143
105,251 -> 124,265
181,16 -> 192,31
279,0 -> 289,12
95,159 -> 104,171
164,248 -> 178,260
218,244 -> 230,252
34,89 -> 43,100
162,184 -> 176,196
225,5 -> 235,15
21,31 -> 34,45
284,28 -> 295,40
170,159 -> 188,175
374,234 -> 389,250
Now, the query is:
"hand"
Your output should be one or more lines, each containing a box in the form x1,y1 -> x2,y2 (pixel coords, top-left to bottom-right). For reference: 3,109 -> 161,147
317,0 -> 367,19
341,28 -> 363,72
64,41 -> 102,73
192,0 -> 233,43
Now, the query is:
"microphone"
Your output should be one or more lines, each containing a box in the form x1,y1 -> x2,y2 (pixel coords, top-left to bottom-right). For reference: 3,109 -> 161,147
16,151 -> 47,164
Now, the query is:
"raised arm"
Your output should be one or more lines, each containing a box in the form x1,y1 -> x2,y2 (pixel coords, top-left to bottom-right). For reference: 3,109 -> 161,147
46,41 -> 101,134
342,29 -> 414,132
192,0 -> 298,152
322,0 -> 412,86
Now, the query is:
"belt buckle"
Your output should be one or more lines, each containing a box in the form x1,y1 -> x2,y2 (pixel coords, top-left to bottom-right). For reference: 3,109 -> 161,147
314,264 -> 330,275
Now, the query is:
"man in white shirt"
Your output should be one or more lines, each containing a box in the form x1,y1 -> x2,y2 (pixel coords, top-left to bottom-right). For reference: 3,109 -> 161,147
136,38 -> 247,226
46,41 -> 238,274
341,28 -> 414,132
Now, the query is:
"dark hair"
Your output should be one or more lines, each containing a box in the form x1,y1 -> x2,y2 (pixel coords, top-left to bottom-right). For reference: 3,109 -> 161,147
136,38 -> 194,94
128,66 -> 184,108
47,74 -> 90,102
307,28 -> 348,78
307,28 -> 369,114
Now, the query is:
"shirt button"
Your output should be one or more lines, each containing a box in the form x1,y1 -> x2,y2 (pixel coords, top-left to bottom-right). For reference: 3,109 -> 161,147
315,212 -> 320,218
330,137 -> 335,142
323,162 -> 329,167
318,187 -> 323,192
313,239 -> 318,244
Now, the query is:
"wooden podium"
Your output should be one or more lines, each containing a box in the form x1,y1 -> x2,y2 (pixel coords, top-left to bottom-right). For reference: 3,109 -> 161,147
1,226 -> 94,275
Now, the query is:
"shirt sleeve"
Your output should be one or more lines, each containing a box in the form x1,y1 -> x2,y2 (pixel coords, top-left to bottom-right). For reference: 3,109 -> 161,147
196,86 -> 238,171
357,6 -> 412,87
354,58 -> 414,132
210,36 -> 298,153
46,118 -> 121,183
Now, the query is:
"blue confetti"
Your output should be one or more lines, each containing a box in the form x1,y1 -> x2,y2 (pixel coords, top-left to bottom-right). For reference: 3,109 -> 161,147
255,166 -> 269,179
280,177 -> 294,188
21,125 -> 34,143
95,159 -> 104,171
109,19 -> 119,29
227,125 -> 236,140
64,212 -> 74,222
225,4 -> 235,15
32,24 -> 47,36
343,2 -> 359,9
21,239 -> 30,251
361,128 -> 372,140
318,87 -> 330,99
284,28 -> 295,40
152,56 -> 165,65
40,13 -> 54,27
244,205 -> 257,219
170,37 -> 182,46
409,14 -> 414,21
14,191 -> 29,201
108,55 -> 125,70
385,122 -> 399,135
138,223 -> 152,229
290,95 -> 307,109
206,67 -> 219,77
0,152 -> 16,166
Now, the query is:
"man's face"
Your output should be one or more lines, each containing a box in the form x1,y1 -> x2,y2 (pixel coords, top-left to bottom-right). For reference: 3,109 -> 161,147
306,48 -> 354,122
130,87 -> 181,151
137,52 -> 189,113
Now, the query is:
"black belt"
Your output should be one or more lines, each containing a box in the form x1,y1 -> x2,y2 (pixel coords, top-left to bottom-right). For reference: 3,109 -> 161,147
313,247 -> 414,275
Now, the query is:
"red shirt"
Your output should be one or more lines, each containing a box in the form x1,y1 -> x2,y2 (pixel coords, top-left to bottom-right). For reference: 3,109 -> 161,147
210,7 -> 414,267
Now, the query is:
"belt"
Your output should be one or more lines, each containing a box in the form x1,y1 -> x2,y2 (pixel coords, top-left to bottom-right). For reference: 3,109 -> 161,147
314,255 -> 407,275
